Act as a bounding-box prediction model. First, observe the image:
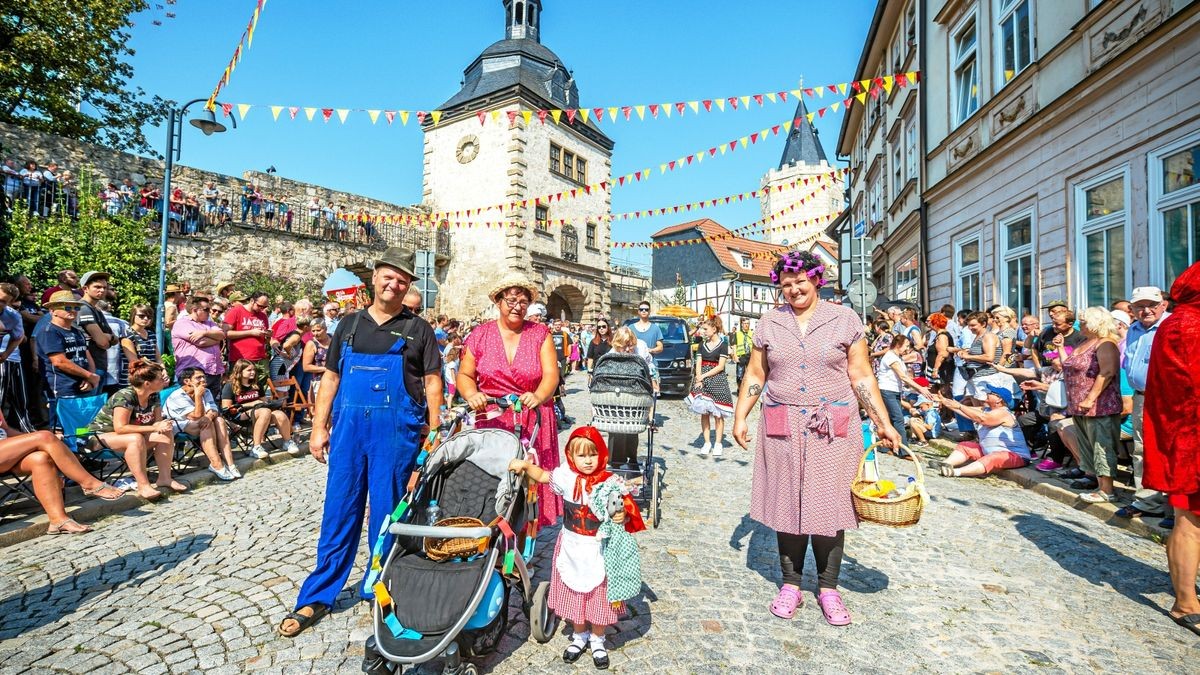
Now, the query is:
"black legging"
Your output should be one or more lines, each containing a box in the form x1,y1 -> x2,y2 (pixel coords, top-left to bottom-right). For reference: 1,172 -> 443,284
777,530 -> 845,589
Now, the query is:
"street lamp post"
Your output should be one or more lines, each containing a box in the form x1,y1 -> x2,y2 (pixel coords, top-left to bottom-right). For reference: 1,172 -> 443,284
156,100 -> 234,354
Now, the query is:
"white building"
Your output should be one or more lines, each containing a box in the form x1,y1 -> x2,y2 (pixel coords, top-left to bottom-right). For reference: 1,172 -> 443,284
760,98 -> 846,248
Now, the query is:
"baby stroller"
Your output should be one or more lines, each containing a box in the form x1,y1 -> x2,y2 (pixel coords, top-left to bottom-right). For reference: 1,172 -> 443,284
366,397 -> 560,674
589,352 -> 662,528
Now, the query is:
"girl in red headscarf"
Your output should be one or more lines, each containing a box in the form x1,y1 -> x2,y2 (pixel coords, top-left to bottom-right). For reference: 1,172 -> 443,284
509,426 -> 644,669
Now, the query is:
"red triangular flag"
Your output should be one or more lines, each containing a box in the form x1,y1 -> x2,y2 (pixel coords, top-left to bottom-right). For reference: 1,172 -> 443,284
477,111 -> 487,125
778,91 -> 789,102
622,106 -> 631,120
753,94 -> 763,105
702,100 -> 712,112
566,109 -> 577,123
828,85 -> 838,94
221,103 -> 233,117
321,108 -> 333,122
618,176 -> 626,186
709,147 -> 717,156
384,110 -> 395,124
729,141 -> 737,152
686,155 -> 693,165
415,111 -> 426,124
851,81 -> 863,92
818,108 -> 826,118
668,160 -> 676,170
592,107 -> 604,122
288,106 -> 299,119
750,132 -> 759,143
804,88 -> 815,97
507,110 -> 518,123
771,124 -> 780,135
537,109 -> 548,124
650,104 -> 659,117
728,97 -> 739,109
675,102 -> 686,114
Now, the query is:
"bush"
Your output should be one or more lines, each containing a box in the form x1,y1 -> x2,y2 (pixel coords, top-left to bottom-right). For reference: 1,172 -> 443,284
230,269 -> 323,306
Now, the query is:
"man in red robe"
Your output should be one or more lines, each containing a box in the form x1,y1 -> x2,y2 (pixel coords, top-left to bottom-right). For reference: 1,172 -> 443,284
1143,260 -> 1200,636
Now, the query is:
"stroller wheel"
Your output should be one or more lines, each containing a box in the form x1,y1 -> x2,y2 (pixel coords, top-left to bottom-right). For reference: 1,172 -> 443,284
650,463 -> 663,529
529,580 -> 559,644
361,636 -> 396,674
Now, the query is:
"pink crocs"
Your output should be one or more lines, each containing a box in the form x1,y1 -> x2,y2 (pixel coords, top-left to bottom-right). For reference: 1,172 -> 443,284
769,585 -> 803,619
817,589 -> 851,626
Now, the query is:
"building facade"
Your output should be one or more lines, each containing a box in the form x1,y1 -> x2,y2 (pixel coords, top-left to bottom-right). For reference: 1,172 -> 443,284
423,0 -> 614,321
837,0 -> 924,307
922,0 -> 1199,315
760,98 -> 846,248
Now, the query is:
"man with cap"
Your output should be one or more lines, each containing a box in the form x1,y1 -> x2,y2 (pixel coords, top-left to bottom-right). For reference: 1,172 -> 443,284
76,272 -> 117,394
1118,286 -> 1171,522
35,291 -> 99,428
215,281 -> 236,301
279,247 -> 443,639
162,283 -> 188,334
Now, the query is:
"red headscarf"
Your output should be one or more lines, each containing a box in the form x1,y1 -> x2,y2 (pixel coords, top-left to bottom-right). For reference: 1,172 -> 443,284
1143,262 -> 1200,496
565,426 -> 646,533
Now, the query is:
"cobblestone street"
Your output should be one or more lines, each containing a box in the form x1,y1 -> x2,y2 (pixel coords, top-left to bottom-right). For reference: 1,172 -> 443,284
0,373 -> 1197,673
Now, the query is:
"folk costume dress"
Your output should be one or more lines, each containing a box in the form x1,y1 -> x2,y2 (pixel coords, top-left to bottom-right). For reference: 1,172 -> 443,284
547,427 -> 646,625
750,302 -> 866,538
465,320 -> 563,526
687,339 -> 734,418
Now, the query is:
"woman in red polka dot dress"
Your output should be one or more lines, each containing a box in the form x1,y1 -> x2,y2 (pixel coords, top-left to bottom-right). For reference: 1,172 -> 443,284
733,251 -> 900,627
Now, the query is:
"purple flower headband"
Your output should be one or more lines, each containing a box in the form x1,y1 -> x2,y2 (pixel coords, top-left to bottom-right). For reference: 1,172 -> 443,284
769,251 -> 827,286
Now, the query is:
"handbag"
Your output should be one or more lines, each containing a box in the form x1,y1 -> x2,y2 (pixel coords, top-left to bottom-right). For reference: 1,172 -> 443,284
1044,380 -> 1067,409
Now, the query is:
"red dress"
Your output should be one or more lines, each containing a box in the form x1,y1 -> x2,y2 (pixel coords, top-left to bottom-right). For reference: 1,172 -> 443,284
464,320 -> 563,526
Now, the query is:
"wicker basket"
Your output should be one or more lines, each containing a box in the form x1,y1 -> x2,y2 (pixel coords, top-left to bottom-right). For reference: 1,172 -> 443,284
590,390 -> 653,434
424,517 -> 489,561
850,443 -> 926,528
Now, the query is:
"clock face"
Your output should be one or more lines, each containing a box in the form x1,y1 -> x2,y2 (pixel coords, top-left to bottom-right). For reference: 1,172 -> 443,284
456,135 -> 480,164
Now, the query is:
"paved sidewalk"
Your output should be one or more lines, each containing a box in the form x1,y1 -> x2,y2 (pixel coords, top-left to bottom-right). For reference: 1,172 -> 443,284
0,375 -> 1195,673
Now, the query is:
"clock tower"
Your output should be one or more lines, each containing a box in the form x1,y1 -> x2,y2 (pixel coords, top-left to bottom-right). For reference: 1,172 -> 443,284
422,0 -> 614,321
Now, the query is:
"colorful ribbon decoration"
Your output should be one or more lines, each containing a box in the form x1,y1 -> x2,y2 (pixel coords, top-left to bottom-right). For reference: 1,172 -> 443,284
206,0 -> 267,111
612,211 -> 842,250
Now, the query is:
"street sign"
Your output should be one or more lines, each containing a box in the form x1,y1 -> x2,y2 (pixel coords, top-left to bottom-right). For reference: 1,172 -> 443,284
415,277 -> 439,310
846,278 -> 877,311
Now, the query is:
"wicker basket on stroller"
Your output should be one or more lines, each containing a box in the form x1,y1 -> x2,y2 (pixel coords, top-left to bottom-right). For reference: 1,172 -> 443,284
591,390 -> 653,434
850,443 -> 927,528
423,516 -> 490,561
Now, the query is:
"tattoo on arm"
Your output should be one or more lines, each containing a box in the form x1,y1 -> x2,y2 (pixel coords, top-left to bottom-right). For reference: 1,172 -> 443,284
854,382 -> 885,426
748,384 -> 762,397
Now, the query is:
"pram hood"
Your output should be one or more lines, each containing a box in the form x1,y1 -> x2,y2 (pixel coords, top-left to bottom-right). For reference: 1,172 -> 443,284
590,352 -> 653,396
424,428 -> 523,518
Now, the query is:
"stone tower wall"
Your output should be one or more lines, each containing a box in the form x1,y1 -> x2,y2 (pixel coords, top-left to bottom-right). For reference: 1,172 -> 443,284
759,160 -> 846,248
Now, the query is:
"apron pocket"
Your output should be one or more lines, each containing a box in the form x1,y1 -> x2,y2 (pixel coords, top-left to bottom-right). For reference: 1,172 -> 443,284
763,401 -> 790,438
827,402 -> 851,438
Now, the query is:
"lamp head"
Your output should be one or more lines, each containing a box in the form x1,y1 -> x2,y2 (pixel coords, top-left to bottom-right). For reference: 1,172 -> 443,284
189,109 -> 227,136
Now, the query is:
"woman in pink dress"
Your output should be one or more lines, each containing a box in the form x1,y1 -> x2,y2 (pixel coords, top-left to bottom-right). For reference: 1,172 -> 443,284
457,275 -> 563,525
733,251 -> 900,627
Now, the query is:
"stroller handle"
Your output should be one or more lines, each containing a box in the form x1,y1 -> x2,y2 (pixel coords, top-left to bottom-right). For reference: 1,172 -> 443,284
388,522 -> 492,539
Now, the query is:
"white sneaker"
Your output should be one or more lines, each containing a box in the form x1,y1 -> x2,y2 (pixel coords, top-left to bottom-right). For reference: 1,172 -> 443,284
112,477 -> 137,492
209,465 -> 234,481
284,440 -> 302,456
713,442 -> 724,458
698,442 -> 711,457
248,444 -> 269,459
227,464 -> 243,479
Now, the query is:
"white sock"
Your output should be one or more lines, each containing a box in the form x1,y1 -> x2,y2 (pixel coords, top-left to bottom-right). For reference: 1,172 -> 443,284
570,631 -> 589,648
589,632 -> 607,653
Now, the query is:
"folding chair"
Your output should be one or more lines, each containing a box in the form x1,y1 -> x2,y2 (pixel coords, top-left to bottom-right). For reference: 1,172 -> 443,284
266,377 -> 312,426
162,385 -> 205,473
221,402 -> 282,455
54,396 -> 128,484
0,471 -> 38,515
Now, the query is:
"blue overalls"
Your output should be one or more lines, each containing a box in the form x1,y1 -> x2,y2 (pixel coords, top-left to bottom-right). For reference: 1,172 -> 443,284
295,331 -> 425,609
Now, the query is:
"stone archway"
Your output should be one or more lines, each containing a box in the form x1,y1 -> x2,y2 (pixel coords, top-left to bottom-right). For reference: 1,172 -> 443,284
545,283 -> 587,322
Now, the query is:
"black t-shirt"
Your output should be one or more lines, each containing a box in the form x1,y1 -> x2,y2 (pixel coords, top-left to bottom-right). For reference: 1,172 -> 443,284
221,382 -> 263,406
587,340 -> 612,362
1036,325 -> 1088,357
325,308 -> 442,404
76,302 -> 113,373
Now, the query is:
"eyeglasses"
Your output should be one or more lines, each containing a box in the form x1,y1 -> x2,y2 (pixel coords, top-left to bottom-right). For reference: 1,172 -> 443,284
194,306 -> 209,313
638,307 -> 650,312
597,324 -> 608,329
501,296 -> 530,308
58,305 -> 82,312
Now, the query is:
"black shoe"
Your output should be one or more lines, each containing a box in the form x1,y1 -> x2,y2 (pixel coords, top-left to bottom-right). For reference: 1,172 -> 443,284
1160,516 -> 1176,530
563,642 -> 586,664
591,643 -> 609,670
1068,477 -> 1099,490
1057,467 -> 1086,480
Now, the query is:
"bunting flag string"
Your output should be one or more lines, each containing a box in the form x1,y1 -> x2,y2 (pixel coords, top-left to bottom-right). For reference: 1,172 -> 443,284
216,70 -> 919,127
206,0 -> 267,111
611,211 -> 842,250
607,167 -> 847,222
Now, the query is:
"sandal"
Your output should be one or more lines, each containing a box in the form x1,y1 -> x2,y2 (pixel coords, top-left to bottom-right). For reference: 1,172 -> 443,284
1171,612 -> 1200,636
1079,491 -> 1116,504
278,604 -> 328,638
82,483 -> 124,501
46,518 -> 93,535
1115,504 -> 1164,519
770,585 -> 803,619
939,465 -> 957,478
816,589 -> 851,626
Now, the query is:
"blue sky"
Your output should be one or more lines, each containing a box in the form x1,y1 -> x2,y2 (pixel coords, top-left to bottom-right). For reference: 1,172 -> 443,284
126,0 -> 874,269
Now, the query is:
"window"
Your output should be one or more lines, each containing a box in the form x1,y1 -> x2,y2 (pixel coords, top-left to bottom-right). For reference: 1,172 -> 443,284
1150,133 -> 1200,290
535,205 -> 549,232
895,251 -> 919,301
1000,211 -> 1035,318
561,224 -> 578,261
868,176 -> 881,226
905,2 -> 917,55
955,236 -> 982,311
892,34 -> 903,75
586,222 -> 597,248
1075,168 -> 1129,309
549,142 -> 585,184
905,116 -> 918,181
997,0 -> 1033,86
952,14 -> 979,126
734,251 -> 753,270
892,143 -> 903,200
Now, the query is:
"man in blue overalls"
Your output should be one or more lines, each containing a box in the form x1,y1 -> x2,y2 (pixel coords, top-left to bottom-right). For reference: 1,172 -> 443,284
279,247 -> 443,638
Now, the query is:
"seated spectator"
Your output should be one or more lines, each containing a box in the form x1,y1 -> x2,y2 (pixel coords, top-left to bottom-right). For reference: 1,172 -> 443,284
164,367 -> 239,481
221,359 -> 299,458
90,360 -> 186,500
0,409 -> 123,534
172,296 -> 226,391
936,385 -> 1031,477
997,357 -> 1083,473
907,396 -> 941,447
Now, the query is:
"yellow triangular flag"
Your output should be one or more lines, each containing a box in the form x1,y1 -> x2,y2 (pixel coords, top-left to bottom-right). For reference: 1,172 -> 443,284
660,163 -> 668,174
688,101 -> 699,114
766,92 -> 777,103
831,102 -> 840,113
608,107 -> 618,122
399,110 -> 410,125
838,83 -> 848,95
304,107 -> 316,121
806,112 -> 815,123
270,105 -> 282,121
715,99 -> 725,112
783,120 -> 793,132
520,110 -> 531,125
907,71 -> 918,83
579,108 -> 590,123
855,92 -> 867,105
760,128 -> 769,139
430,110 -> 443,125
367,109 -> 380,124
790,89 -> 802,99
740,95 -> 751,108
859,79 -> 872,92
624,173 -> 635,184
641,169 -> 651,180
236,103 -> 251,120
719,144 -> 727,155
882,75 -> 894,93
662,103 -> 672,118
551,109 -> 562,124
695,152 -> 704,163
491,110 -> 502,123
336,109 -> 349,124
635,105 -> 645,120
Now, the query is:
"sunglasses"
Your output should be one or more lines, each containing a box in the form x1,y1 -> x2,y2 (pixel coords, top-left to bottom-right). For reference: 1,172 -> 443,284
638,307 -> 650,312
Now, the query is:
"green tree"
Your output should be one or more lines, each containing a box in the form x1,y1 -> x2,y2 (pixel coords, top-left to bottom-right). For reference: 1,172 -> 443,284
6,177 -> 161,313
0,0 -> 169,156
231,269 -> 323,307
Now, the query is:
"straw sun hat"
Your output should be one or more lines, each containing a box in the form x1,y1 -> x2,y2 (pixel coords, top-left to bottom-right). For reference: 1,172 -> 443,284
488,274 -> 539,303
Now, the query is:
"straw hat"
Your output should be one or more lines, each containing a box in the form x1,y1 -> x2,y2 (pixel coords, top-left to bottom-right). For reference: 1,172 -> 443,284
43,290 -> 83,309
215,281 -> 235,295
488,273 -> 539,303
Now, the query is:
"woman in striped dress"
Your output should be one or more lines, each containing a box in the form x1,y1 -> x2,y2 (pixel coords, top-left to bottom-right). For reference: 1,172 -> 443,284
121,304 -> 160,364
733,250 -> 900,627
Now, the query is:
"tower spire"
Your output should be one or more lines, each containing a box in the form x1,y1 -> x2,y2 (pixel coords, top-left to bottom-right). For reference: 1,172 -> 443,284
504,0 -> 542,42
778,96 -> 828,169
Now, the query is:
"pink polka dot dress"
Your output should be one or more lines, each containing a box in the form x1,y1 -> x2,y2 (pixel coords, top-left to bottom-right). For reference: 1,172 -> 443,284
749,302 -> 866,537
